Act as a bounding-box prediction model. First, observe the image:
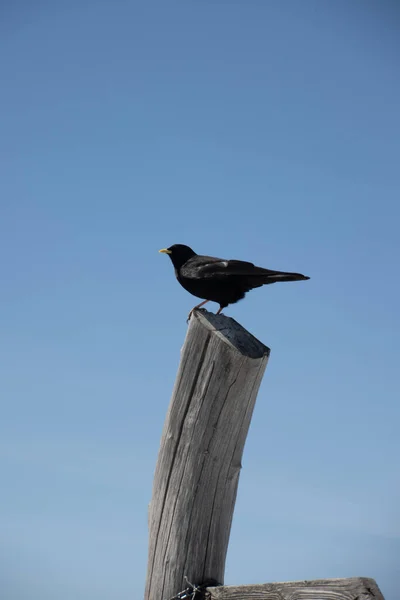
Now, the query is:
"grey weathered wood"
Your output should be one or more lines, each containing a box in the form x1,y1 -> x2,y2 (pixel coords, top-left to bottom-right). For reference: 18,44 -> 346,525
144,309 -> 270,600
206,577 -> 385,599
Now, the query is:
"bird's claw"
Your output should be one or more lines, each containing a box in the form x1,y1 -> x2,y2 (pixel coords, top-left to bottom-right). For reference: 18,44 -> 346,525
187,307 -> 204,323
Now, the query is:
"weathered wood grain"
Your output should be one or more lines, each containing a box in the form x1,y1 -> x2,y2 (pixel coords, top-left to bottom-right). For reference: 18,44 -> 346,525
144,309 -> 270,600
206,577 -> 385,599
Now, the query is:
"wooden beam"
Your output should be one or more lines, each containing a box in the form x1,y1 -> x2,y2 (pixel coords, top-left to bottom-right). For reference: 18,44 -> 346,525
144,309 -> 270,600
206,577 -> 385,599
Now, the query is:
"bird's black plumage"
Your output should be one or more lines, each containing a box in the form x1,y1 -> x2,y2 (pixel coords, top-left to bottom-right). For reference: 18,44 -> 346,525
159,244 -> 309,315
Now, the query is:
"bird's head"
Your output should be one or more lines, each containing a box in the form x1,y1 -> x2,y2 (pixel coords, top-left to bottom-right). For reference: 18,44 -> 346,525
159,244 -> 196,269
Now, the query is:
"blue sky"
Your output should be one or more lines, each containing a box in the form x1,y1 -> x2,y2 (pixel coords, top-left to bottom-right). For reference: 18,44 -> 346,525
1,1 -> 399,598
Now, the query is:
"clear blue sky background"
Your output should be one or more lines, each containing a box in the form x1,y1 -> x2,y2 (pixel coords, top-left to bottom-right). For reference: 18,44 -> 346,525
1,1 -> 399,599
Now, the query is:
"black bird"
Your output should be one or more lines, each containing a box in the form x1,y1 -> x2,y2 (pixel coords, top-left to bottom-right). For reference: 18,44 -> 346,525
159,244 -> 309,318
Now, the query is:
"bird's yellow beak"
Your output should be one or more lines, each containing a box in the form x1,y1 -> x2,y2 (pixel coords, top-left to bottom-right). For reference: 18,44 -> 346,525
159,248 -> 172,254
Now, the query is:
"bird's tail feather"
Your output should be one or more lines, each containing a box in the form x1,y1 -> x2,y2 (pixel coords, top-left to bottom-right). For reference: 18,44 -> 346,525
265,270 -> 309,283
251,269 -> 309,284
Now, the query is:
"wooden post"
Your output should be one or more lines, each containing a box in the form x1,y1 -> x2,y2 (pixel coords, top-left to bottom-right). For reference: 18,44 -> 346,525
144,308 -> 386,600
145,309 -> 270,600
205,577 -> 385,599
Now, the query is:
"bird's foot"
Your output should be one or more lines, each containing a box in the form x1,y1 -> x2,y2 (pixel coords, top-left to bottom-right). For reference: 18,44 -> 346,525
187,300 -> 210,323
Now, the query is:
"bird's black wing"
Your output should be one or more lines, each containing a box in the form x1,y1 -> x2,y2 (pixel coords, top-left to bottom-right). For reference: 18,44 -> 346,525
180,255 -> 249,279
181,255 -> 309,287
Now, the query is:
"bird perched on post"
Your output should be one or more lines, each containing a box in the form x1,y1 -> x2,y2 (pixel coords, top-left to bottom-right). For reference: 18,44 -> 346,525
159,244 -> 309,319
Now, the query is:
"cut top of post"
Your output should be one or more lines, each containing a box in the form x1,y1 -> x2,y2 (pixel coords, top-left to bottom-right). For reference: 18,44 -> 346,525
192,309 -> 270,360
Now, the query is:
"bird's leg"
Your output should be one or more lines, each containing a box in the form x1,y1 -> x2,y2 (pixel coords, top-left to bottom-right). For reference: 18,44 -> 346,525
216,306 -> 224,315
187,300 -> 210,322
